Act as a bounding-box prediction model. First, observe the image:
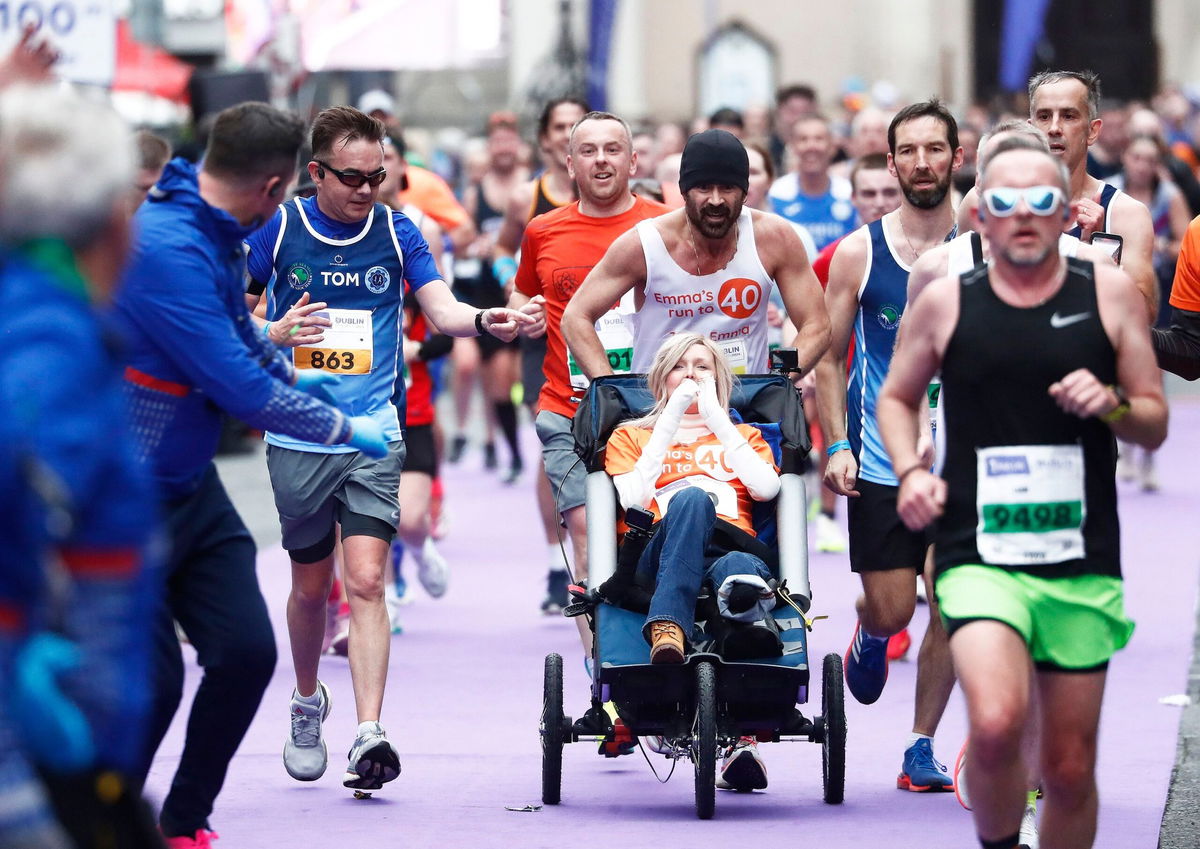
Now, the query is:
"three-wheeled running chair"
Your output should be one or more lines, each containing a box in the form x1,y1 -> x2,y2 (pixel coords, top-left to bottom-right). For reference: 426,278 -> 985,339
539,359 -> 847,819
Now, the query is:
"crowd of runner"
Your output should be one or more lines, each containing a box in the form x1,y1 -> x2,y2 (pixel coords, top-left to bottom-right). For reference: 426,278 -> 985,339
1,19 -> 1198,849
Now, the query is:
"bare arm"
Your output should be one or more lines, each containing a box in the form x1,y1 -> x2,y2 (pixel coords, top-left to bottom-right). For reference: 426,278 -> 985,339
1054,263 -> 1167,448
1164,187 -> 1191,263
756,211 -> 831,374
414,279 -> 532,341
561,228 -> 646,379
814,228 -> 867,496
494,182 -> 534,257
1108,192 -> 1160,323
956,186 -> 980,234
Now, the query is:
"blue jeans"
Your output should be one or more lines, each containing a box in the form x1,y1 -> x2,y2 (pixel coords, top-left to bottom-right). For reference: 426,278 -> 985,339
637,487 -> 772,643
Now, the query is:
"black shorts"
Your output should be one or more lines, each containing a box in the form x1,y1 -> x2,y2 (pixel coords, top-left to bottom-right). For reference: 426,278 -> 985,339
402,423 -> 438,477
520,335 -> 547,409
476,331 -> 517,360
847,478 -> 929,573
453,278 -> 517,360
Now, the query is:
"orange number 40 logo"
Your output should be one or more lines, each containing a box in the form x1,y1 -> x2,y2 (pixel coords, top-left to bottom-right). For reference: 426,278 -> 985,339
718,278 -> 762,319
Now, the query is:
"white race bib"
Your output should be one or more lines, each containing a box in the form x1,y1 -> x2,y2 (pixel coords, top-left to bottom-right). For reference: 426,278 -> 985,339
975,444 -> 1086,566
568,294 -> 636,390
718,338 -> 749,374
294,308 -> 373,374
654,476 -> 739,521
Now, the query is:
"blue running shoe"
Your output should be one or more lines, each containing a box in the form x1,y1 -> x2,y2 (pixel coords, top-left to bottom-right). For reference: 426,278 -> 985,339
897,738 -> 954,792
844,621 -> 889,704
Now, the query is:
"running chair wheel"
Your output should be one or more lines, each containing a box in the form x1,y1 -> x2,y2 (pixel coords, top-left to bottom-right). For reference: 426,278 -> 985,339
541,653 -> 566,804
693,661 -> 717,820
820,652 -> 847,804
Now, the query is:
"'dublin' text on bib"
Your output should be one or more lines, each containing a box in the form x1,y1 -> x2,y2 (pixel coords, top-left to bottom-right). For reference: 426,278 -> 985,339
294,308 -> 373,374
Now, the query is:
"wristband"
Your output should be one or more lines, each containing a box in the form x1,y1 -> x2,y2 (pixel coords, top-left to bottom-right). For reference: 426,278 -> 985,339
492,256 -> 517,287
826,439 -> 851,457
896,463 -> 926,485
1099,385 -> 1131,424
262,321 -> 274,342
475,309 -> 488,336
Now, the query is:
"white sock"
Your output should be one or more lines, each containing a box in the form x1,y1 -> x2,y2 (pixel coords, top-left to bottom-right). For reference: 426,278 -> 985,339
548,543 -> 570,572
294,686 -> 322,705
906,732 -> 932,749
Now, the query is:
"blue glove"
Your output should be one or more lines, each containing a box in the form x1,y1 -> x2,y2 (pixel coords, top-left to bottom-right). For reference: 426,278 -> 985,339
345,415 -> 388,458
12,632 -> 95,772
293,369 -> 342,406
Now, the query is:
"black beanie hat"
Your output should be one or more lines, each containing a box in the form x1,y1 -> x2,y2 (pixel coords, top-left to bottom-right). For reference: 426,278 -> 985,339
678,129 -> 749,195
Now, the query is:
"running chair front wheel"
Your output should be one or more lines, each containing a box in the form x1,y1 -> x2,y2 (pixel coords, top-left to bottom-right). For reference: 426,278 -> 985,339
693,661 -> 717,820
820,652 -> 847,804
541,653 -> 566,804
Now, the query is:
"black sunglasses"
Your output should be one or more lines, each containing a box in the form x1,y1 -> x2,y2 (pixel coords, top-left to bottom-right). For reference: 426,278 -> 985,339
314,160 -> 387,188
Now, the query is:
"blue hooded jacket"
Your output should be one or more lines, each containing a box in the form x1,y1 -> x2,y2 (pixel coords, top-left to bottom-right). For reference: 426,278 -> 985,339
114,159 -> 351,499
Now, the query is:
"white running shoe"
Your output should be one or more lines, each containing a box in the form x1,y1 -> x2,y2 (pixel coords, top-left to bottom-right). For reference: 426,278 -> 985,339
716,737 -> 768,791
815,513 -> 847,553
953,739 -> 971,810
1139,452 -> 1160,492
1116,445 -> 1136,482
343,721 -> 401,791
1019,800 -> 1039,849
412,537 -> 449,598
284,681 -> 331,781
642,735 -> 672,756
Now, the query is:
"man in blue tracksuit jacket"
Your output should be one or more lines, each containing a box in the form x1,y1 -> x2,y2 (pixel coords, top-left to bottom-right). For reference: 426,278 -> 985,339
112,102 -> 386,846
0,86 -> 163,847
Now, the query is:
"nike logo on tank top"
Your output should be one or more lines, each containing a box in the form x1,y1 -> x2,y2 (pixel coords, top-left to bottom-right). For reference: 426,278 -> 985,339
632,209 -> 774,374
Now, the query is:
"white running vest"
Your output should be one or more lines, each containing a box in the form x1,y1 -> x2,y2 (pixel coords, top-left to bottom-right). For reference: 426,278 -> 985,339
632,209 -> 775,374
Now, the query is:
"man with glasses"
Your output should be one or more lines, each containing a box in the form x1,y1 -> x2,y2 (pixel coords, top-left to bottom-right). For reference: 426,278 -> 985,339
244,105 -> 531,795
879,144 -> 1165,849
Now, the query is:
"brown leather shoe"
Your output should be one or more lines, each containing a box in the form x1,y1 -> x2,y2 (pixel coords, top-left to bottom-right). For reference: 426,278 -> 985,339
649,621 -> 685,664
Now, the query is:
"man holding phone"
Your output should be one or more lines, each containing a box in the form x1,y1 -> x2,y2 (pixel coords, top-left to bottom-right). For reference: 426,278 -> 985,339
957,70 -> 1156,323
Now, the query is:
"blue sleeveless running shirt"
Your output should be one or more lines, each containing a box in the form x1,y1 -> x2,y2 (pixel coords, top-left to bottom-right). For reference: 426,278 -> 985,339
847,217 -> 911,485
261,198 -> 415,453
767,173 -> 856,251
1066,183 -> 1118,239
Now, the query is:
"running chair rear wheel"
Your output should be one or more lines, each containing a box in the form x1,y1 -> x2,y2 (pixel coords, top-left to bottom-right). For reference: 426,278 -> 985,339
693,661 -> 717,820
541,653 -> 565,804
821,652 -> 846,804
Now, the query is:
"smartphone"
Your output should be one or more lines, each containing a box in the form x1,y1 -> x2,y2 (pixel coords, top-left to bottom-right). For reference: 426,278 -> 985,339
1089,231 -> 1123,264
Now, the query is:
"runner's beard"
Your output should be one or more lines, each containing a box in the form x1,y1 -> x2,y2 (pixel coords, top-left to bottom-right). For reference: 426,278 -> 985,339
901,170 -> 952,210
686,197 -> 742,239
998,238 -> 1056,268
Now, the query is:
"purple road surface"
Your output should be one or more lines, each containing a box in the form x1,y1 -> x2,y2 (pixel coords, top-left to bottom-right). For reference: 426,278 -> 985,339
145,402 -> 1200,848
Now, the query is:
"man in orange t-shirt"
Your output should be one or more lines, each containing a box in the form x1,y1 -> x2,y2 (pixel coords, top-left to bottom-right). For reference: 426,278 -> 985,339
1154,213 -> 1200,378
509,111 -> 668,587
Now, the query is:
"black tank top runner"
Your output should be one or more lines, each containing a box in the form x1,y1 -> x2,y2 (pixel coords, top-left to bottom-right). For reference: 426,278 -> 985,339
530,173 -> 565,219
935,258 -> 1121,579
1066,183 -> 1118,240
454,180 -> 507,298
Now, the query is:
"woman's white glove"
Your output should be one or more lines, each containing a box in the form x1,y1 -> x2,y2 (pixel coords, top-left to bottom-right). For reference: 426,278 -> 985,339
697,376 -> 744,447
613,378 -> 698,510
696,377 -> 780,502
